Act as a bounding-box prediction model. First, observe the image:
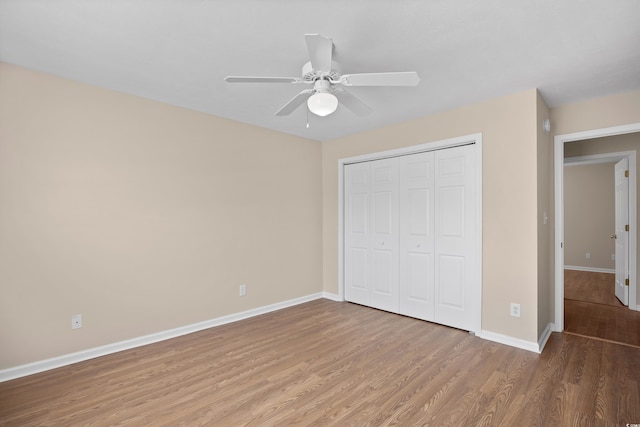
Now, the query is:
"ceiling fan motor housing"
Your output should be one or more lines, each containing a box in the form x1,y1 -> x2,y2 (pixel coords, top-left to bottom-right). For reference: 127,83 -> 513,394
313,79 -> 332,93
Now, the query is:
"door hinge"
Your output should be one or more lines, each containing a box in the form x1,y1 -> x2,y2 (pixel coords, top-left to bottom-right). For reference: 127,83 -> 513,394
625,278 -> 630,286
625,170 -> 629,178
626,224 -> 630,232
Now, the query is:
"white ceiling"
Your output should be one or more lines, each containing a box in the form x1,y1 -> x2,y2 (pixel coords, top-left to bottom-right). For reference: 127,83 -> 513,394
1,0 -> 639,142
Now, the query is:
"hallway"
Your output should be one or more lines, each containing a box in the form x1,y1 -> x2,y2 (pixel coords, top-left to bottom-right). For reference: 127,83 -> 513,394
564,269 -> 640,347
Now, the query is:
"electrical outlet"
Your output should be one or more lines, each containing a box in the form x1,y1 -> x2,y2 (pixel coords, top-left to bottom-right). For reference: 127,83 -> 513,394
239,284 -> 247,297
612,254 -> 615,261
510,303 -> 521,318
586,252 -> 591,259
71,314 -> 82,329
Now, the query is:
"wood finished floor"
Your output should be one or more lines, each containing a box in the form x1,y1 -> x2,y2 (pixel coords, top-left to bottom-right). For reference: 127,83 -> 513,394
564,269 -> 640,347
564,270 -> 622,307
1,299 -> 639,426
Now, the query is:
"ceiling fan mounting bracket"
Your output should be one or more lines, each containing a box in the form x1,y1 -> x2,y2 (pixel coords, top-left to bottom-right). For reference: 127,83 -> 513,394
301,61 -> 341,84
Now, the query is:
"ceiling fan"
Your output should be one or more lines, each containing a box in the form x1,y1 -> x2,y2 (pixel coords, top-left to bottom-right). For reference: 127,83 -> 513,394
225,34 -> 420,118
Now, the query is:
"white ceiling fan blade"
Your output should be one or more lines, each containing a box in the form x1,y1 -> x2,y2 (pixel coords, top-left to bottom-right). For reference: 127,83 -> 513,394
339,72 -> 421,87
225,76 -> 301,83
305,34 -> 333,73
275,89 -> 313,116
334,89 -> 373,116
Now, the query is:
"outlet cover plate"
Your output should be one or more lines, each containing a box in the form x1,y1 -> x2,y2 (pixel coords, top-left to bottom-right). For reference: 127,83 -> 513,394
71,314 -> 82,329
510,303 -> 521,318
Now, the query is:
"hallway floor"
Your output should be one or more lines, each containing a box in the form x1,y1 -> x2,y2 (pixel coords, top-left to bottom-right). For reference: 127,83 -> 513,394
564,269 -> 640,347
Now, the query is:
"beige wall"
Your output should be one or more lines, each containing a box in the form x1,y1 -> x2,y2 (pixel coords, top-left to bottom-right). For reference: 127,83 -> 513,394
563,163 -> 615,270
551,90 -> 640,136
322,89 -> 542,343
551,91 -> 640,309
0,63 -> 323,368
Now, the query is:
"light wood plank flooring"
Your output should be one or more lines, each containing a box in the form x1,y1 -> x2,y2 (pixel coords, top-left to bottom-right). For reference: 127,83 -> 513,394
564,269 -> 640,347
1,299 -> 639,426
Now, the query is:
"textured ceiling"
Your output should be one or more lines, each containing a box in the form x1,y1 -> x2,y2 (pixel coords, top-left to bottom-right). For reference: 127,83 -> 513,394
1,0 -> 639,141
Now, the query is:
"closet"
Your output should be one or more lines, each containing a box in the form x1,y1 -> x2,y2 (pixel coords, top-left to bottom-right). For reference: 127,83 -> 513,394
344,144 -> 477,331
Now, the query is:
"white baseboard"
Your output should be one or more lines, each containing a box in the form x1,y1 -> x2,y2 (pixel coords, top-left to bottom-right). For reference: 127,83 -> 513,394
479,323 -> 554,354
0,292 -> 326,383
478,330 -> 541,353
321,291 -> 342,302
564,265 -> 615,274
2,295 -> 555,381
538,323 -> 554,352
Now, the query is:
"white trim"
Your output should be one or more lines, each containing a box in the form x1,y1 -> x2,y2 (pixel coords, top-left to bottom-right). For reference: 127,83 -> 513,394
338,158 -> 345,300
474,139 -> 484,334
322,291 -> 342,302
554,138 -> 565,330
340,137 -> 477,165
565,153 -> 631,166
0,293 -> 327,382
337,133 -> 483,334
477,330 -> 540,353
458,323 -> 554,354
555,123 -> 640,332
564,265 -> 616,274
537,323 -> 554,353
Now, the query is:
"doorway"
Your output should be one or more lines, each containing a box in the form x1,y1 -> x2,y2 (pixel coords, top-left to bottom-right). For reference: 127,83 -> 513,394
562,152 -> 640,346
564,153 -> 633,305
554,123 -> 640,334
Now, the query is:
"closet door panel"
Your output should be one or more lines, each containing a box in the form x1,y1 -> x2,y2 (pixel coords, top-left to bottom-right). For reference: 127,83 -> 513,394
399,152 -> 435,321
373,249 -> 394,294
434,145 -> 476,330
369,158 -> 399,312
345,163 -> 371,305
439,186 -> 465,238
407,252 -> 432,299
438,254 -> 465,307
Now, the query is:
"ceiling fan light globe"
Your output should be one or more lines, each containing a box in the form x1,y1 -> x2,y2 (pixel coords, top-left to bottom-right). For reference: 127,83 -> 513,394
307,92 -> 338,117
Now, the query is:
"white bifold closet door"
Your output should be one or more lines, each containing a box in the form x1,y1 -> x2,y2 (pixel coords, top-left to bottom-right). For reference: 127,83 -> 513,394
344,158 -> 399,313
398,151 -> 435,321
345,144 -> 477,331
433,145 -> 477,330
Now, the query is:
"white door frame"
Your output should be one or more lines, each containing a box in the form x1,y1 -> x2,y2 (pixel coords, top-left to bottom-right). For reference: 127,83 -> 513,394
338,133 -> 483,333
554,123 -> 640,332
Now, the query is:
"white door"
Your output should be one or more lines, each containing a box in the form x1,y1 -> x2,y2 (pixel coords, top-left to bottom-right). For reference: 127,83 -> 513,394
344,159 -> 399,311
369,158 -> 400,312
434,145 -> 477,330
399,152 -> 435,321
345,162 -> 371,305
344,144 -> 477,331
614,158 -> 629,306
